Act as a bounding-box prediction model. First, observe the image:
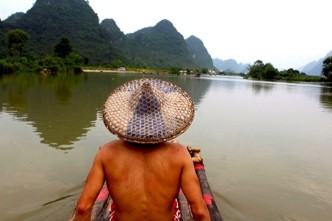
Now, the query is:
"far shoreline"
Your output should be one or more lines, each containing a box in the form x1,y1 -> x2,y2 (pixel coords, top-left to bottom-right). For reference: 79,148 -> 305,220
82,69 -> 142,74
82,67 -> 171,75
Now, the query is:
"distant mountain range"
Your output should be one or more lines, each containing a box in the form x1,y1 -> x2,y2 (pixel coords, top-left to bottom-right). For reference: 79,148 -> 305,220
0,0 -> 214,69
299,50 -> 332,76
213,49 -> 332,76
213,58 -> 249,73
0,0 -> 330,74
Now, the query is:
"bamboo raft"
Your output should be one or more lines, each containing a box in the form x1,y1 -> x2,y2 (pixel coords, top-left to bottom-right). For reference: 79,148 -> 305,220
71,147 -> 223,221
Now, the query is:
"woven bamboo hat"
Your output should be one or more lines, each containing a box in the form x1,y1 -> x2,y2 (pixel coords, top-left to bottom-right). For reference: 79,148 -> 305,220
103,78 -> 195,144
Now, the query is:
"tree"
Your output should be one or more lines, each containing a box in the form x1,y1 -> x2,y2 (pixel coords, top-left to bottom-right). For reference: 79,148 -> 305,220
253,60 -> 264,67
201,68 -> 208,74
5,29 -> 30,57
65,52 -> 84,68
54,37 -> 73,58
261,63 -> 278,80
247,60 -> 265,79
322,56 -> 332,82
247,60 -> 278,80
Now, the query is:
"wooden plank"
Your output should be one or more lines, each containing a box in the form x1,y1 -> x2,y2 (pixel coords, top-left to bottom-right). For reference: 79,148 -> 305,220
177,189 -> 194,221
195,163 -> 223,221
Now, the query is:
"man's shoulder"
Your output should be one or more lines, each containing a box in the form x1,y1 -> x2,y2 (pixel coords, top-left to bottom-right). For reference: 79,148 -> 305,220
98,140 -> 189,156
164,141 -> 186,149
98,139 -> 124,154
100,139 -> 123,147
162,142 -> 191,157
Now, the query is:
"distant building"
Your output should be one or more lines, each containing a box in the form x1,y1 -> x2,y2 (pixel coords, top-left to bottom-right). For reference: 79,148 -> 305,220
179,70 -> 187,75
208,70 -> 216,75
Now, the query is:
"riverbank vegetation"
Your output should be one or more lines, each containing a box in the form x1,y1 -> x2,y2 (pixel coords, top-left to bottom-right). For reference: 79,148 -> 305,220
0,29 -> 84,75
1,0 -> 330,84
245,60 -> 331,82
1,28 -> 332,84
0,28 -> 201,76
322,57 -> 332,82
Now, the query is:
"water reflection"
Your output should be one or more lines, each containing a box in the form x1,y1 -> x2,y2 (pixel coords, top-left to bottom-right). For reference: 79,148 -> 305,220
320,86 -> 332,112
0,73 -> 212,150
251,81 -> 274,94
7,89 -> 28,116
158,75 -> 212,107
0,73 -> 38,114
0,73 -> 89,150
2,73 -> 332,221
209,76 -> 240,92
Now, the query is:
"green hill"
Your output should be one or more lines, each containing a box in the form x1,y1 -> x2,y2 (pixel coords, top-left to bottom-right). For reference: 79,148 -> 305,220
1,0 -> 214,69
125,19 -> 196,68
186,35 -> 214,69
3,0 -> 115,64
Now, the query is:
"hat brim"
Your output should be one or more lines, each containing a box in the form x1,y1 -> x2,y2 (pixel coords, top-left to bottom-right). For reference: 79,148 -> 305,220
103,78 -> 195,144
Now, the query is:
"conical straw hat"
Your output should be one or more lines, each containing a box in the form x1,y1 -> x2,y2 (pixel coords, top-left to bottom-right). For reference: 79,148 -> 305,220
103,78 -> 195,144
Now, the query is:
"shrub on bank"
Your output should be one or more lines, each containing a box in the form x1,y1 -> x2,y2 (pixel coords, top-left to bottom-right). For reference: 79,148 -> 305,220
0,59 -> 19,75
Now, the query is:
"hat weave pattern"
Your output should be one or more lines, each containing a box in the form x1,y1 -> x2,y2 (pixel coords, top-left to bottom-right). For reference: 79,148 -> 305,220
103,78 -> 195,144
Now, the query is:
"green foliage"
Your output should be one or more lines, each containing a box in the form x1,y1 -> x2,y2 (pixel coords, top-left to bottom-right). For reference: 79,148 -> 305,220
0,27 -> 85,74
54,37 -> 73,58
36,55 -> 59,74
37,52 -> 84,74
247,60 -> 264,79
201,68 -> 208,74
278,68 -> 302,80
247,60 -> 322,82
125,20 -> 195,69
7,0 -> 114,64
0,0 -> 213,69
278,68 -> 322,82
3,12 -> 25,23
322,56 -> 332,82
100,19 -> 125,47
5,29 -> 30,57
65,53 -> 84,67
186,35 -> 214,69
261,63 -> 278,80
110,59 -> 123,69
169,67 -> 182,75
0,0 -> 326,78
0,59 -> 17,74
64,52 -> 84,73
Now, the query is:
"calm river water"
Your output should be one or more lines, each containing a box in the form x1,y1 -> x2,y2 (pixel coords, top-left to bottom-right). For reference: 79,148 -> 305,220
1,72 -> 332,221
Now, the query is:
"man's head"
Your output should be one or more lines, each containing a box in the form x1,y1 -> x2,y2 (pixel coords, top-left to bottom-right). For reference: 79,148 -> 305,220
103,78 -> 195,144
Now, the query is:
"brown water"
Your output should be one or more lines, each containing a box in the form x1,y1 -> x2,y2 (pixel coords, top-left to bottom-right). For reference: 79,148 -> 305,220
0,72 -> 332,221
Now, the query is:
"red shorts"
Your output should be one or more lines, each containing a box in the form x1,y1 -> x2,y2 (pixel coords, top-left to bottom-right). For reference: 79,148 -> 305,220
110,199 -> 181,221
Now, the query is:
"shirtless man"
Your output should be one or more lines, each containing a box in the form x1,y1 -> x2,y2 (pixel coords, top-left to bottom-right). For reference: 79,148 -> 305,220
73,78 -> 211,221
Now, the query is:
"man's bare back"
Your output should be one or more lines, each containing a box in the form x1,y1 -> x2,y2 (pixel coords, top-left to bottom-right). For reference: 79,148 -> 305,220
74,140 -> 210,221
74,78 -> 210,221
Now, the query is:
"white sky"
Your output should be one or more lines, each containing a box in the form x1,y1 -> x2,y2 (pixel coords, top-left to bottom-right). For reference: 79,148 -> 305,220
0,0 -> 331,70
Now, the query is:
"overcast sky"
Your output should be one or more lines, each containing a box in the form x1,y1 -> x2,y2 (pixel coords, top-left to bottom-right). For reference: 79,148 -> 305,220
1,0 -> 331,70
